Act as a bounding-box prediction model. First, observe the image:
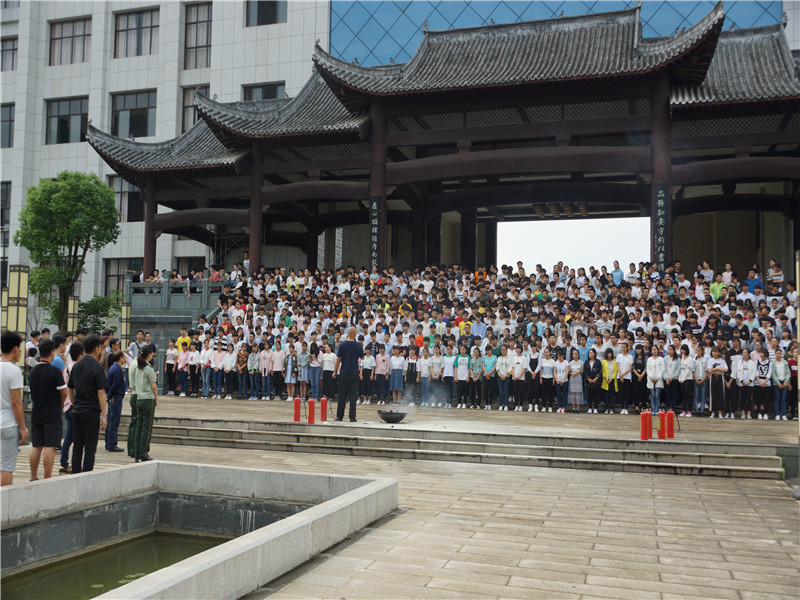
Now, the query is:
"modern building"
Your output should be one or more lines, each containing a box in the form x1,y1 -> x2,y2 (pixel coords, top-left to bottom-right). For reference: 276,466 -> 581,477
1,0 -> 796,305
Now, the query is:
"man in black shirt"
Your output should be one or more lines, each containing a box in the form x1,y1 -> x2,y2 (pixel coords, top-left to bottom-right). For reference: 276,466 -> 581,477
334,327 -> 364,422
68,335 -> 108,474
28,339 -> 67,480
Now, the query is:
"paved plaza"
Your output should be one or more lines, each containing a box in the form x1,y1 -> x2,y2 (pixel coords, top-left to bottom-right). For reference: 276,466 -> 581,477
10,397 -> 800,600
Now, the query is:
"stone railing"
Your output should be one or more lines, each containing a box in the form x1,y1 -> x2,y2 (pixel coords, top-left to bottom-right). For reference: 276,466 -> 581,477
126,281 -> 223,313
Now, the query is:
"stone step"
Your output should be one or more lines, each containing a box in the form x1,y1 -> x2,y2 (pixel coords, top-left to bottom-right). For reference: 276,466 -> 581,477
142,432 -> 784,479
120,414 -> 782,457
144,424 -> 782,469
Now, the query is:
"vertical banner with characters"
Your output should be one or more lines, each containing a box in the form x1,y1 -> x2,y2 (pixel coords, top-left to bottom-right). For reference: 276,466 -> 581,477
653,184 -> 670,271
369,195 -> 383,270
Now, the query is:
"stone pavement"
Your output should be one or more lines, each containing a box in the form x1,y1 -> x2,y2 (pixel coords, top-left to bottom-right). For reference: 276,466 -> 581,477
13,439 -> 800,600
149,395 -> 798,446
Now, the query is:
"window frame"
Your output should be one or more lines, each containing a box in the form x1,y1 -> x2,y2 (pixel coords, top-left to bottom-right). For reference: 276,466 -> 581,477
1,37 -> 17,71
184,2 -> 212,70
182,85 -> 209,133
242,82 -> 285,102
109,176 -> 144,223
0,181 -> 9,289
104,257 -> 143,298
45,96 -> 89,145
1,103 -> 13,148
245,1 -> 287,27
110,90 -> 157,139
114,8 -> 159,58
49,17 -> 92,66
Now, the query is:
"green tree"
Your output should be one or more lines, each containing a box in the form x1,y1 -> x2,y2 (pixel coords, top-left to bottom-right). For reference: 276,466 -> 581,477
14,171 -> 121,332
78,293 -> 122,335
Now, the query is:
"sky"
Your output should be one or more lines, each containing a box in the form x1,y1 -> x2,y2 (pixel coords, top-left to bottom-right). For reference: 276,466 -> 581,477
497,217 -> 651,273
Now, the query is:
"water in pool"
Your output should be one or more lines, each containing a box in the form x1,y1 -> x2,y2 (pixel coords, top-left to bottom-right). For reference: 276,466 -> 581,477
1,532 -> 224,599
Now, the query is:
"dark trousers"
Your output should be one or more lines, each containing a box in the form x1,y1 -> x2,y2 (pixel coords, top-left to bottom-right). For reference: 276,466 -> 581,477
128,396 -> 155,461
189,365 -> 199,395
512,379 -> 526,407
165,362 -> 176,393
273,371 -> 285,398
71,410 -> 100,474
619,379 -> 632,409
586,383 -> 601,409
337,372 -> 359,421
105,394 -> 123,449
483,375 -> 496,406
468,379 -> 482,407
374,373 -> 388,402
322,371 -> 335,399
60,408 -> 73,469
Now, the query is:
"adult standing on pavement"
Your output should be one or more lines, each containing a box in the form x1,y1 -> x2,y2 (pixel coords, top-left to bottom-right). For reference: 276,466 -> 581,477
105,351 -> 127,453
28,339 -> 68,480
1,331 -> 29,486
68,334 -> 108,474
128,347 -> 158,462
334,327 -> 364,422
59,342 -> 84,474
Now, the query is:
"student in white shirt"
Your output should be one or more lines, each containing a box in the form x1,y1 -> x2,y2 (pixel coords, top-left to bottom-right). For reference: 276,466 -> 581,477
645,346 -> 664,412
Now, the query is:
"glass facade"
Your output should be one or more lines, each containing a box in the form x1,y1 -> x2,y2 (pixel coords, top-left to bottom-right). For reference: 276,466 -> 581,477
330,0 -> 783,66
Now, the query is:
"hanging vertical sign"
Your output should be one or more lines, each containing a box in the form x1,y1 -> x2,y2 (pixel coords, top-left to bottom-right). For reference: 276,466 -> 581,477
653,183 -> 670,271
369,195 -> 383,269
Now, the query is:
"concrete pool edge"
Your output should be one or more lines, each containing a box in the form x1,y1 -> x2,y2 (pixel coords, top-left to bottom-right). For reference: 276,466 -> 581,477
1,462 -> 399,600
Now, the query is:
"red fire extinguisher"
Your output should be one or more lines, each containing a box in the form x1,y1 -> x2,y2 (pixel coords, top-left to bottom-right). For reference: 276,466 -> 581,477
320,397 -> 327,422
308,398 -> 315,425
640,411 -> 650,440
293,396 -> 301,422
647,409 -> 653,440
666,409 -> 675,439
657,409 -> 666,439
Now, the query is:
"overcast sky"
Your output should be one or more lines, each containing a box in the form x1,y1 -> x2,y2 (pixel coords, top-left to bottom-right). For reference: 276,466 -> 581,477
497,217 -> 651,273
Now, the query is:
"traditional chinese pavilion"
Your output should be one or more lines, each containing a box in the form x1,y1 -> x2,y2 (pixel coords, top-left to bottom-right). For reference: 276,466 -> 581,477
89,2 -> 800,274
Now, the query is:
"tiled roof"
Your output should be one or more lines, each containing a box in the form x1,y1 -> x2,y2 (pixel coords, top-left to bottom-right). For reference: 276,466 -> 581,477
87,120 -> 246,179
195,69 -> 368,142
313,2 -> 724,104
672,24 -> 800,106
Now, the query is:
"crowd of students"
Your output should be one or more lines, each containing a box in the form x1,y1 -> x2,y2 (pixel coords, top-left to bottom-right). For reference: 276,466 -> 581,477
159,257 -> 797,420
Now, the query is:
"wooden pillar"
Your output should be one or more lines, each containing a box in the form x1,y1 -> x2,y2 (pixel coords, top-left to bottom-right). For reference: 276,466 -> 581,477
460,209 -> 477,271
306,228 -> 319,271
142,174 -> 157,277
249,142 -> 263,274
485,219 -> 498,267
426,214 -> 441,266
369,99 -> 387,269
411,210 -> 425,267
650,71 -> 671,270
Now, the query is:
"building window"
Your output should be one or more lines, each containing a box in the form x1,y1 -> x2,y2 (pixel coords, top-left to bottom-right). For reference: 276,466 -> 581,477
182,85 -> 209,132
114,9 -> 159,58
0,182 -> 9,288
1,104 -> 13,148
46,97 -> 89,144
184,3 -> 211,70
1,37 -> 17,71
243,82 -> 284,101
245,1 -> 286,27
105,257 -> 143,297
110,176 -> 144,223
2,1 -> 20,7
49,18 -> 91,66
177,257 -> 206,275
111,91 -> 156,138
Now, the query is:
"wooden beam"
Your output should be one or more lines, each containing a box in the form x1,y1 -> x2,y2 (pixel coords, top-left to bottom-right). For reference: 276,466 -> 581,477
261,157 -> 370,174
386,115 -> 652,147
155,186 -> 250,203
672,194 -> 793,218
260,180 -> 370,205
386,146 -> 651,186
672,157 -> 800,185
154,208 -> 249,230
670,129 -> 800,151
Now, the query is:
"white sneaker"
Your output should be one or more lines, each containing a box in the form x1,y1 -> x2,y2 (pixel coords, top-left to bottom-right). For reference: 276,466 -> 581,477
548,407 -> 553,413
503,406 -> 508,411
365,400 -> 371,405
179,393 -> 186,397
438,402 -> 443,407
710,413 -> 715,419
528,405 -> 533,412
775,415 -> 780,420
286,397 -> 292,402
686,412 -> 692,417
594,408 -> 599,414
781,415 -> 787,420
225,395 -> 232,400
534,404 -> 539,412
